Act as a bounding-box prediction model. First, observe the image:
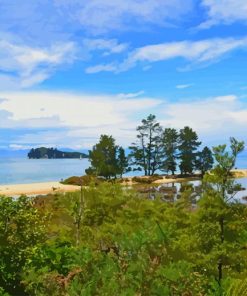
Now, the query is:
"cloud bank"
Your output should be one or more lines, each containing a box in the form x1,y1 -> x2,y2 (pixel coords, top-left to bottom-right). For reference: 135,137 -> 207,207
200,0 -> 247,28
87,37 -> 247,73
1,91 -> 247,149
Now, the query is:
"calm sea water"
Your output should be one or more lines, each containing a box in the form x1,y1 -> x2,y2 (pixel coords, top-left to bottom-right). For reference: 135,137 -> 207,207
0,158 -> 91,185
0,157 -> 141,185
0,154 -> 246,185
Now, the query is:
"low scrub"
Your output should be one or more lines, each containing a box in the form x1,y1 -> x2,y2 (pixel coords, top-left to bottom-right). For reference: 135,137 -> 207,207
132,175 -> 163,184
61,175 -> 103,186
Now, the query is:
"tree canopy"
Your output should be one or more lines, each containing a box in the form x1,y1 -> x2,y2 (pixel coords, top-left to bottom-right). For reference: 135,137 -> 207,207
86,135 -> 129,179
129,114 -> 163,176
178,126 -> 201,175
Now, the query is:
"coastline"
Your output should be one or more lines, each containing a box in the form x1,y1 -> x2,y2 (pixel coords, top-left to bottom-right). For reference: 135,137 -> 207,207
0,169 -> 247,196
0,182 -> 81,196
231,169 -> 247,178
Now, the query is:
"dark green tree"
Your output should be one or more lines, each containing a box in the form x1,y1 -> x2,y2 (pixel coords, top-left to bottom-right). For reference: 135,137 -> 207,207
178,126 -> 201,175
196,146 -> 214,177
129,114 -> 163,176
86,135 -> 127,179
116,147 -> 129,178
161,128 -> 178,175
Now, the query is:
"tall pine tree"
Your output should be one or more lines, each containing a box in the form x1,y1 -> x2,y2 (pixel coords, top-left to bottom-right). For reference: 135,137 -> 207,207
178,126 -> 201,175
195,146 -> 214,176
162,128 -> 178,175
129,114 -> 163,176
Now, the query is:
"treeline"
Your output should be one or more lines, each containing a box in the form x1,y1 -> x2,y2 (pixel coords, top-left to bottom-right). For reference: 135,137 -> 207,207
86,114 -> 214,178
28,147 -> 88,159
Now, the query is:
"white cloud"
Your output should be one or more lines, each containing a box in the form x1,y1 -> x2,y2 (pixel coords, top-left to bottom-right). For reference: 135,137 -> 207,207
176,84 -> 193,89
214,95 -> 237,102
0,91 -> 162,147
0,0 -> 194,49
55,0 -> 193,34
117,91 -> 145,98
0,40 -> 77,88
1,91 -> 247,148
83,38 -> 128,54
87,37 -> 247,73
85,63 -> 117,74
200,0 -> 247,29
0,92 -> 162,148
160,95 -> 245,137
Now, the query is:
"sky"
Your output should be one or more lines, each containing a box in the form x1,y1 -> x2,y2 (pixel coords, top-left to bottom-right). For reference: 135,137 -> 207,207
1,0 -> 247,151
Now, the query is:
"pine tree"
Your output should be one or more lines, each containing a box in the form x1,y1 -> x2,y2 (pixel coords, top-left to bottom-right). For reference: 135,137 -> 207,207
86,135 -> 125,179
162,128 -> 178,175
196,146 -> 214,176
192,138 -> 246,288
178,126 -> 201,175
129,114 -> 163,176
116,147 -> 129,178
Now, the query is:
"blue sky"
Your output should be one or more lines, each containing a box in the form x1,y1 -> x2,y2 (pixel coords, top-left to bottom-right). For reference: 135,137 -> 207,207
1,0 -> 247,150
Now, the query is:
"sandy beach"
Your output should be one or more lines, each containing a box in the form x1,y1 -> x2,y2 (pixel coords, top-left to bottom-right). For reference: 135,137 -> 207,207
0,182 -> 80,196
1,169 -> 247,196
231,169 -> 247,178
0,176 -> 187,196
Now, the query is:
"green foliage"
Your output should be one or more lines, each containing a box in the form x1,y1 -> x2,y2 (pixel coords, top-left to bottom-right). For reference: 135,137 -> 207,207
129,114 -> 163,176
132,175 -> 163,184
116,146 -> 130,177
0,287 -> 9,296
17,182 -> 212,295
225,277 -> 247,296
178,126 -> 201,175
161,128 -> 178,174
1,137 -> 247,296
196,146 -> 214,176
194,138 -> 246,286
86,135 -> 128,179
0,195 -> 47,295
61,175 -> 104,186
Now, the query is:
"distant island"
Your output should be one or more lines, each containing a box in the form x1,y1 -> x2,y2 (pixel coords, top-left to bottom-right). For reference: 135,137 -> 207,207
28,147 -> 88,159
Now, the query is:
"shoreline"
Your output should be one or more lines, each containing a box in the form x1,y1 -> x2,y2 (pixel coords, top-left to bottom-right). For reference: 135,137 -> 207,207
0,182 -> 81,196
0,169 -> 247,196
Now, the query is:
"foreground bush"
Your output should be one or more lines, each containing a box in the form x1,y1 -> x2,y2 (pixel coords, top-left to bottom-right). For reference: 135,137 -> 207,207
1,136 -> 247,295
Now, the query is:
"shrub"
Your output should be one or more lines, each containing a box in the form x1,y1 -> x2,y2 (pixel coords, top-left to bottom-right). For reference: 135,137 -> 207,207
132,175 -> 163,184
61,175 -> 103,186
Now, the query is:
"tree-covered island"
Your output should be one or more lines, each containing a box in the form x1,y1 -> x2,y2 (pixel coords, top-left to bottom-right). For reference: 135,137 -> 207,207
28,147 -> 88,159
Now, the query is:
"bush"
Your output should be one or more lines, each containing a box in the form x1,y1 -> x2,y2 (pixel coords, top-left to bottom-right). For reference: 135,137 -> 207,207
132,175 -> 163,184
61,175 -> 104,186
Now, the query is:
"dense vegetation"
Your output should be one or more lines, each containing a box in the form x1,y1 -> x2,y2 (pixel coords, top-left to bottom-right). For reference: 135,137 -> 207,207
28,147 -> 88,159
0,138 -> 247,295
86,135 -> 129,179
86,114 -> 214,179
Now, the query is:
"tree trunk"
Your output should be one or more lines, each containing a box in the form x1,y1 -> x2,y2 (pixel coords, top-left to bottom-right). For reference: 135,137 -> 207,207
148,130 -> 152,176
141,134 -> 147,176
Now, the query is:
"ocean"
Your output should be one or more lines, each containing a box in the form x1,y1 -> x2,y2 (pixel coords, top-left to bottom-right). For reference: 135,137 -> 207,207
0,153 -> 246,185
0,158 -> 91,185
